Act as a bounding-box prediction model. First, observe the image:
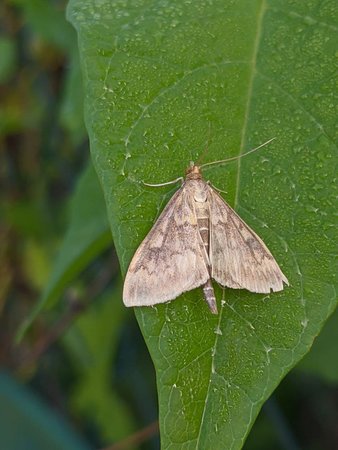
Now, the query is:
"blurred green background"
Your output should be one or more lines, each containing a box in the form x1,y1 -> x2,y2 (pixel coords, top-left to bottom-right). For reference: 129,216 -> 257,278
0,1 -> 337,449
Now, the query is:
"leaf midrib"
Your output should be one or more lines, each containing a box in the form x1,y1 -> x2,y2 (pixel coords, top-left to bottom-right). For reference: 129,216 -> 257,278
194,1 -> 267,448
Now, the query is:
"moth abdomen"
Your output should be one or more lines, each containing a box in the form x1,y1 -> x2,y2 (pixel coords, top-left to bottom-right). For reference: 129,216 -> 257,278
193,187 -> 218,314
202,279 -> 218,314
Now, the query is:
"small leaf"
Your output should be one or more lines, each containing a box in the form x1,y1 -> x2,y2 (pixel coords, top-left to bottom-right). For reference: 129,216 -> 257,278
18,163 -> 111,340
0,37 -> 17,83
68,1 -> 337,448
12,0 -> 76,51
63,287 -> 136,442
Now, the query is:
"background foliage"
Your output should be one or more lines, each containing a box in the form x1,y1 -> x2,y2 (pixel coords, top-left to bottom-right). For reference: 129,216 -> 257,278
0,1 -> 337,449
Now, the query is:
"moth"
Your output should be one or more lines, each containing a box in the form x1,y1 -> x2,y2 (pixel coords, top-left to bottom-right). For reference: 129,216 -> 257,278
123,140 -> 288,314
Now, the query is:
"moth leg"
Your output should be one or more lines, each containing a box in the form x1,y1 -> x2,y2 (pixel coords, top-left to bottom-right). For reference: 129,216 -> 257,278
142,177 -> 184,188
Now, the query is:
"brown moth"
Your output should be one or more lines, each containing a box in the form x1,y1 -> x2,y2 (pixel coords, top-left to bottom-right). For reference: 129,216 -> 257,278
123,143 -> 288,314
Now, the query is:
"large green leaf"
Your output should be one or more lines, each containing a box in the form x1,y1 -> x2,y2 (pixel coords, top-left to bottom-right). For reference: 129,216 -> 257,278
68,0 -> 337,448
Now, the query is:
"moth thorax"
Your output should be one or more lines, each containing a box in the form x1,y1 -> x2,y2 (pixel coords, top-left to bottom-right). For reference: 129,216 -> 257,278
185,163 -> 202,180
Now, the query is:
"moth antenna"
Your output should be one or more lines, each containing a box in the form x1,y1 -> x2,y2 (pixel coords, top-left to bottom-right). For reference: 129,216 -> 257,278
200,137 -> 276,169
142,177 -> 184,188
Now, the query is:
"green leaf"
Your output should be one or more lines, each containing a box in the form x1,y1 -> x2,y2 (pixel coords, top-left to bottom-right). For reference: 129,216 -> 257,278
12,0 -> 76,52
59,49 -> 86,143
0,372 -> 91,450
13,0 -> 86,141
63,287 -> 136,443
68,0 -> 337,448
0,37 -> 17,83
17,163 -> 111,340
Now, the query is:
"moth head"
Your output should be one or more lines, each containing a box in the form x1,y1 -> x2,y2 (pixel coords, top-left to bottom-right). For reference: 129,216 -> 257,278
185,162 -> 202,180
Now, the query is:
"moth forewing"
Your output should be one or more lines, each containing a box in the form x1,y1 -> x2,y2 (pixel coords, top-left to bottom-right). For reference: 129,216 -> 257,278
122,184 -> 210,307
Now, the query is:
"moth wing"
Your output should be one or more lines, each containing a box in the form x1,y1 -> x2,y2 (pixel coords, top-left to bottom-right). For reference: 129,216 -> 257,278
123,185 -> 210,306
209,188 -> 288,293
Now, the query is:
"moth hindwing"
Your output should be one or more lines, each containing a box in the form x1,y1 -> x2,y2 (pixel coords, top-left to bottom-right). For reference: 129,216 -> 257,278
123,163 -> 288,313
